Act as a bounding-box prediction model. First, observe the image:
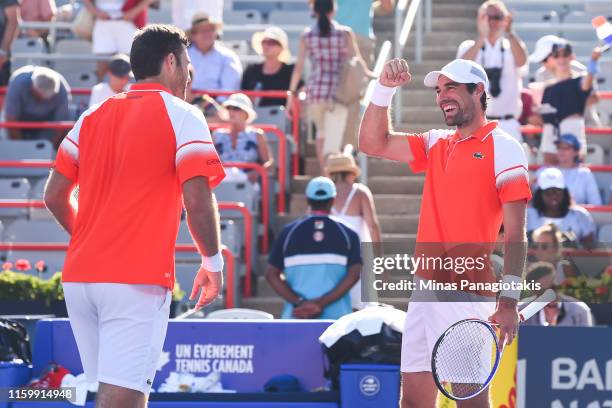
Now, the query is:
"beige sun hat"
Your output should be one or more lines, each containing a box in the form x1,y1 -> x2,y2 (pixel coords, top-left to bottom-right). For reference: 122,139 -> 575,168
190,12 -> 223,31
251,26 -> 291,63
222,93 -> 258,123
325,153 -> 361,178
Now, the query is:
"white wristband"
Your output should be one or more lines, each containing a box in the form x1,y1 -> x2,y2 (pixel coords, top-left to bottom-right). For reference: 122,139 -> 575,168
500,275 -> 522,300
201,252 -> 224,272
370,80 -> 397,107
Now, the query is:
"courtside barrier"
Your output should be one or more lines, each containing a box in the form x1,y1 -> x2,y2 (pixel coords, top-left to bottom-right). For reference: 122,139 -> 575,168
0,200 -> 254,298
0,242 -> 237,308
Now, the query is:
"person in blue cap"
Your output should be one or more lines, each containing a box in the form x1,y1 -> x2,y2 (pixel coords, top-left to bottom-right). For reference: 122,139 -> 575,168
266,176 -> 362,319
534,133 -> 602,205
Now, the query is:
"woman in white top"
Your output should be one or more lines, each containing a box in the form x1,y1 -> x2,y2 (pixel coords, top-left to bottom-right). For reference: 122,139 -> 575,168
534,133 -> 602,205
325,150 -> 381,309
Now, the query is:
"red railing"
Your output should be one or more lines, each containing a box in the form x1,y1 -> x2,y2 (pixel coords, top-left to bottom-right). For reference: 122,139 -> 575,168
522,126 -> 612,136
0,87 -> 302,177
220,162 -> 269,252
0,243 -> 237,309
0,160 -> 270,251
0,200 -> 254,297
529,165 -> 612,172
0,121 -> 288,213
208,123 -> 287,212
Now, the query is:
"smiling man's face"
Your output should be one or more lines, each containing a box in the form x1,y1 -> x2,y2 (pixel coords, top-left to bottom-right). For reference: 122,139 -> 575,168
435,76 -> 479,128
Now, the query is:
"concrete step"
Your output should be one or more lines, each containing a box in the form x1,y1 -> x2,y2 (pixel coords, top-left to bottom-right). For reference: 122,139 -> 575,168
255,275 -> 277,298
289,193 -> 421,216
432,4 -> 477,19
291,175 -> 312,194
369,176 -> 425,195
378,214 -> 420,233
382,233 -> 417,243
401,106 -> 443,123
367,158 -> 413,177
400,89 -> 438,106
396,123 -> 450,133
431,18 -> 477,32
240,296 -> 284,318
404,46 -> 458,61
420,31 -> 474,47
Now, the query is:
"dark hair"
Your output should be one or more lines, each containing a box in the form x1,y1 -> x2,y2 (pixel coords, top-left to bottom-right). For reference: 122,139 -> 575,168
465,83 -> 488,111
532,188 -> 571,217
130,24 -> 189,81
526,261 -> 555,283
314,0 -> 334,37
308,198 -> 334,212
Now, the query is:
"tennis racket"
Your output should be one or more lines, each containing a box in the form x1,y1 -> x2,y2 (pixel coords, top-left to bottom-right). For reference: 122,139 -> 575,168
431,289 -> 556,401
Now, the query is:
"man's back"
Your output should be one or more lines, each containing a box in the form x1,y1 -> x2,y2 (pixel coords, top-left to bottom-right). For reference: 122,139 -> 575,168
55,83 -> 225,288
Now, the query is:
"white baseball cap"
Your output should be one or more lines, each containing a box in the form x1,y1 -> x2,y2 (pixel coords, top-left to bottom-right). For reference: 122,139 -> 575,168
529,35 -> 567,63
423,59 -> 489,89
537,167 -> 565,190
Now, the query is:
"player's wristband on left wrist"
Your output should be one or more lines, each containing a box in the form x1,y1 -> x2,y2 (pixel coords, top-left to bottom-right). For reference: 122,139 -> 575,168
587,59 -> 599,75
499,275 -> 522,301
201,252 -> 224,272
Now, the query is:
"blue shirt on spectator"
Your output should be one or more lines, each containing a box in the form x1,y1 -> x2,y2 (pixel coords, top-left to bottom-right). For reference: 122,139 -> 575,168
268,215 -> 362,319
188,43 -> 243,93
335,0 -> 374,38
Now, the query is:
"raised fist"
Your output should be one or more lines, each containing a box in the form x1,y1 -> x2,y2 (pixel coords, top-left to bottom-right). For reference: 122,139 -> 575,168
380,58 -> 411,88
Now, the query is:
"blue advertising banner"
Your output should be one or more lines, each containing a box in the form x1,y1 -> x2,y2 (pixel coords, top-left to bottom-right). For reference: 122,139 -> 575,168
518,326 -> 612,408
33,319 -> 334,393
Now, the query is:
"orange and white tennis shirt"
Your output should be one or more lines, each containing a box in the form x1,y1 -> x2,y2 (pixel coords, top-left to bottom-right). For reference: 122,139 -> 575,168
405,121 -> 532,286
54,83 -> 226,289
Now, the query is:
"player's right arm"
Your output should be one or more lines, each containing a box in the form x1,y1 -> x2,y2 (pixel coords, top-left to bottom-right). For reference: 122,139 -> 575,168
359,58 -> 415,163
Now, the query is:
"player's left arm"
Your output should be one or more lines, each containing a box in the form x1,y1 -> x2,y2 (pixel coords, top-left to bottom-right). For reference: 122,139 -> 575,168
489,200 -> 528,347
44,170 -> 77,235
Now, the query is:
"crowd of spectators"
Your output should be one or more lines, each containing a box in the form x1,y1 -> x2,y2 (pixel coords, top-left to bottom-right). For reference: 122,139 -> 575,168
0,0 -> 609,323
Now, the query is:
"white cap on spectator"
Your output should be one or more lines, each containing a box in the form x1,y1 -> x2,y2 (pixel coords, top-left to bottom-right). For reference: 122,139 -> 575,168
31,66 -> 61,100
529,35 -> 566,63
537,167 -> 565,190
424,59 -> 489,89
222,93 -> 257,123
252,26 -> 291,63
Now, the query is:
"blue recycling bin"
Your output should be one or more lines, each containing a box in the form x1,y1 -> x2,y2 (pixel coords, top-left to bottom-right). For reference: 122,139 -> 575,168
339,364 -> 400,408
0,362 -> 32,408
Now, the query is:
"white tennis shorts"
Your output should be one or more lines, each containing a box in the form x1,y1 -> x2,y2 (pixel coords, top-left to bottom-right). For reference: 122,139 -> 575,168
63,283 -> 172,394
401,283 -> 495,373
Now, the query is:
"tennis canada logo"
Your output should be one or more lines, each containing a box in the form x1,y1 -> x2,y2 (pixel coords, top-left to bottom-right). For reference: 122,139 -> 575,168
473,152 -> 485,159
359,375 -> 380,397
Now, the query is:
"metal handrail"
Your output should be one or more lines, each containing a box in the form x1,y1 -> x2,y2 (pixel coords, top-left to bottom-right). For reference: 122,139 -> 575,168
394,0 -> 425,127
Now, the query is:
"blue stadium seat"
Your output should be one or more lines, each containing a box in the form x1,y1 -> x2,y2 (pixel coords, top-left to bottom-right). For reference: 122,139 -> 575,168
223,9 -> 263,24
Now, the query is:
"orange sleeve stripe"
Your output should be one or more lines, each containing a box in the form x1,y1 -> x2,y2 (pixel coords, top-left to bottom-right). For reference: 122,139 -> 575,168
176,140 -> 214,151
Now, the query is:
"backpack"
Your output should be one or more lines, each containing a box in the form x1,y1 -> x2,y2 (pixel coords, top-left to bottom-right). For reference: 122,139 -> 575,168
0,318 -> 32,364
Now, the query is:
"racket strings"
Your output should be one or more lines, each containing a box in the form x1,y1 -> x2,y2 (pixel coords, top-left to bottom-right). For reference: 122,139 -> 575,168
433,321 -> 498,399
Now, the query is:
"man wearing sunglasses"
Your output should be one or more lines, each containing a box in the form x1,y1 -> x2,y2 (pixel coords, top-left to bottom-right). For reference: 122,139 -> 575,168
457,0 -> 528,144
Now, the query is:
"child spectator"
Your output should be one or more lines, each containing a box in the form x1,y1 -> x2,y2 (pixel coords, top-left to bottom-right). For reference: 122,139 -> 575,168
89,54 -> 132,106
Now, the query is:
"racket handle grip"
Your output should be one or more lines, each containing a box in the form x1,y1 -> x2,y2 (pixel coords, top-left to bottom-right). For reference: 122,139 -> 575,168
519,289 -> 556,321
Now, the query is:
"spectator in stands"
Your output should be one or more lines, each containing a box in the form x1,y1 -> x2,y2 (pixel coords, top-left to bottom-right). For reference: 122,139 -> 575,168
334,0 -> 394,149
212,93 -> 273,184
537,42 -> 603,164
242,26 -> 301,107
326,149 -> 381,310
4,65 -> 70,147
457,0 -> 528,143
88,54 -> 132,106
0,0 -> 19,86
287,0 -> 372,170
83,0 -> 149,80
534,134 -> 602,205
188,12 -> 242,96
529,223 -> 576,284
528,167 -> 596,246
266,177 -> 361,319
529,35 -> 601,129
172,0 -> 222,32
522,262 -> 593,327
20,0 -> 55,40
